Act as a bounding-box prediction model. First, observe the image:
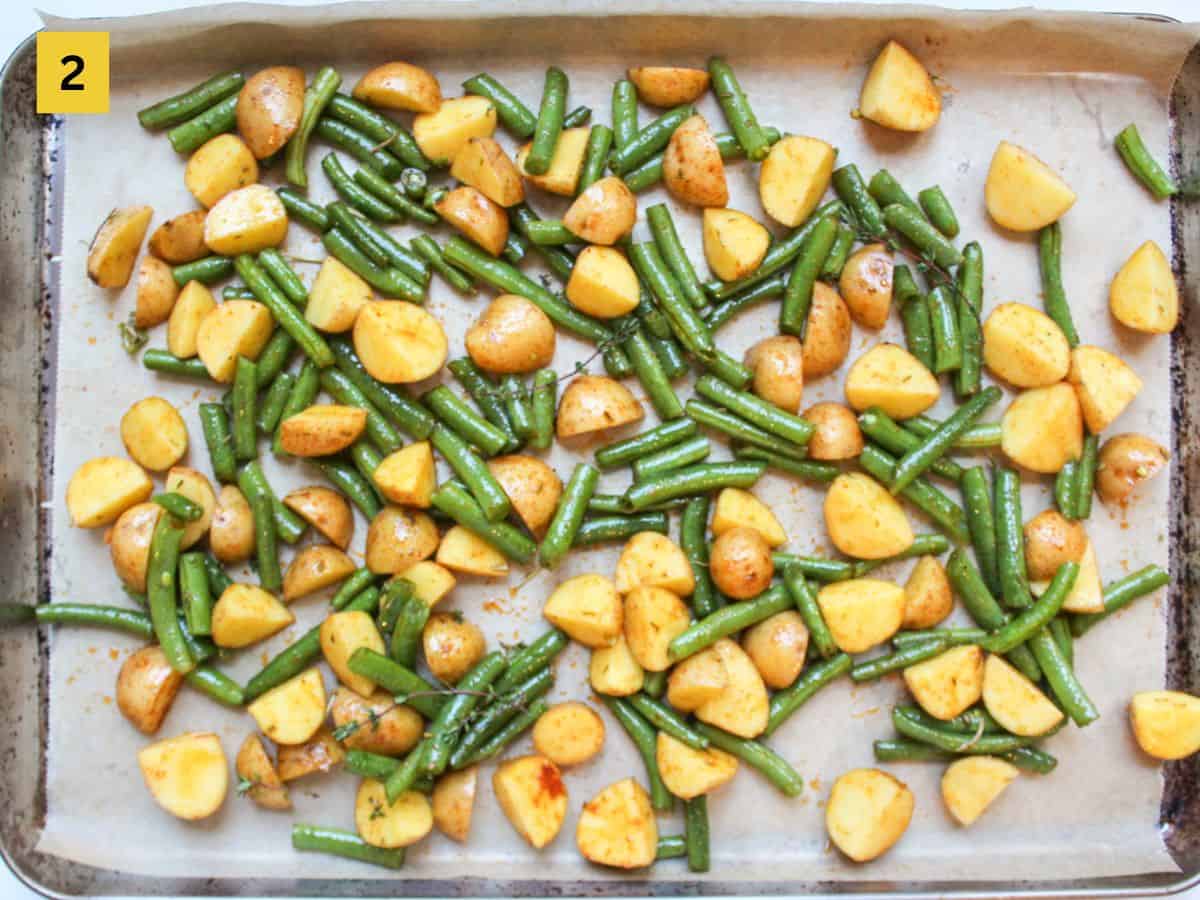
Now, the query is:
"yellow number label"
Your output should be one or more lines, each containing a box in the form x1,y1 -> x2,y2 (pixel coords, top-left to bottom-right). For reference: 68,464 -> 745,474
37,32 -> 109,114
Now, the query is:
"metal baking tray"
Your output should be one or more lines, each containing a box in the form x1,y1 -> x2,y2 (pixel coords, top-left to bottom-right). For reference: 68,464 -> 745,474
1,7 -> 1199,897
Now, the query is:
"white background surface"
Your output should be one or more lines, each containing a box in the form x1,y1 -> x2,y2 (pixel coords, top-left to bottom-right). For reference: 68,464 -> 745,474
2,0 -> 1198,897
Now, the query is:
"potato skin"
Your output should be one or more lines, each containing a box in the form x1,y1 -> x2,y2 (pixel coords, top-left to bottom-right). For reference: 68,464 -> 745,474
1000,383 -> 1083,474
110,501 -> 163,592
353,301 -> 448,384
556,375 -> 644,439
235,733 -> 290,811
663,115 -> 728,207
423,612 -> 487,684
802,283 -> 853,379
487,455 -> 563,536
824,473 -> 914,560
532,702 -> 606,766
329,687 -> 423,755
237,66 -> 305,159
745,335 -> 804,413
983,303 -> 1071,388
825,768 -> 914,862
87,206 -> 153,288
709,527 -> 774,600
365,507 -> 439,574
135,256 -> 181,328
279,405 -> 368,457
282,485 -> 354,550
210,485 -> 254,564
838,243 -> 893,329
1096,433 -> 1169,505
902,555 -> 953,630
1023,509 -> 1087,581
149,209 -> 208,264
741,610 -> 809,689
117,645 -> 184,735
563,177 -> 637,246
354,61 -> 442,114
802,402 -> 864,460
435,185 -> 509,257
433,767 -> 478,843
627,66 -> 710,106
465,294 -> 556,374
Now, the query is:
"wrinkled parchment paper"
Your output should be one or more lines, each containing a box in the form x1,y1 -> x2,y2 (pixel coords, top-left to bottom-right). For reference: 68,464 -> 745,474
36,0 -> 1200,884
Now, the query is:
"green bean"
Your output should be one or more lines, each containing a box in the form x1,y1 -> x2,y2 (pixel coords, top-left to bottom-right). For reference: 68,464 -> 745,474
764,653 -> 853,737
429,425 -> 508,521
235,255 -> 334,367
685,400 -> 801,459
153,492 -> 202,522
851,533 -> 950,578
530,369 -> 557,451
1055,461 -> 1080,521
892,628 -> 988,650
423,385 -> 508,456
610,104 -> 694,175
622,126 -> 781,193
859,445 -> 970,545
633,436 -> 710,481
850,638 -> 948,683
326,169 -> 402,227
894,265 -> 935,370
171,255 -> 232,287
705,274 -> 787,332
255,330 -> 297,389
379,741 -> 431,800
579,124 -> 614,193
1115,122 -> 1177,199
891,388 -> 1000,494
331,568 -> 377,610
693,722 -> 804,796
183,665 -> 244,706
563,105 -> 591,128
539,463 -> 599,567
277,188 -> 331,231
202,553 -> 232,599
685,796 -> 710,872
463,74 -> 536,138
322,228 -> 424,304
311,458 -> 378,520
344,750 -> 402,781
944,549 -> 1041,681
1074,435 -> 1099,520
872,739 -> 957,763
146,516 -> 193,674
231,356 -> 258,461
884,204 -> 962,268
927,285 -> 963,374
917,185 -> 959,238
771,555 -> 853,583
994,467 -> 1033,609
195,403 -> 235,483
522,67 -> 569,175
411,235 -> 474,293
352,167 -> 440,225
628,694 -> 710,750
735,448 -> 840,483
669,585 -> 790,662
961,467 -> 1001,596
324,93 -> 432,169
177,552 -> 212,636
257,248 -> 308,306
588,494 -> 689,516
893,707 -> 1043,755
292,825 -> 405,869
446,358 -> 517,451
575,513 -> 669,546
139,71 -> 244,130
657,836 -> 687,861
507,205 -> 577,282
167,94 -> 238,153
316,114 -> 405,178
348,648 -> 444,720
419,651 -> 506,780
622,326 -> 683,421
629,242 -> 715,360
328,339 -> 434,439
678,496 -> 718,618
376,578 -> 414,638
244,482 -> 280,593
782,565 -> 836,658
832,164 -> 886,238
255,372 -> 295,435
141,350 -> 208,383
237,461 -> 306,544
494,629 -> 568,694
867,169 -> 922,215
285,66 -> 341,188
28,603 -> 151,638
857,408 -> 962,481
610,79 -> 640,154
449,667 -> 555,769
500,376 -> 534,443
983,562 -> 1079,654
602,697 -> 673,811
638,671 -> 666,701
625,460 -> 764,512
647,204 -> 706,308
177,616 -> 216,664
387,594 -> 429,669
336,212 -> 428,285
272,360 -> 319,454
781,216 -> 840,338
431,482 -> 536,564
696,375 -> 813,447
707,57 -> 769,161
1049,616 -> 1075,666
820,225 -> 856,281
1028,628 -> 1097,726
459,698 -> 550,769
1071,564 -> 1169,637
521,220 -> 575,247
955,241 -> 984,397
904,415 -> 1002,449
596,419 -> 697,470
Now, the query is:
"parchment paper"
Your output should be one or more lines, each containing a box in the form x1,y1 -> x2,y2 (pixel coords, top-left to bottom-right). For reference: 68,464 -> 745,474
34,0 -> 1199,884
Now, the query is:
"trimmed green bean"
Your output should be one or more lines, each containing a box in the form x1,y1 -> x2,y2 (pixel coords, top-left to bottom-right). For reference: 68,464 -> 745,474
424,385 -> 508,456
328,338 -> 434,439
763,653 -> 853,737
961,467 -> 1001,596
693,722 -> 804,796
540,463 -> 599,567
955,241 -> 984,397
735,448 -> 840,483
246,482 -> 281,593
904,415 -> 1002,449
522,219 -> 575,246
780,216 -> 840,338
235,255 -> 334,367
463,74 -> 537,138
139,71 -> 244,129
255,329 -> 297,388
449,667 -> 555,769
352,166 -> 440,225
285,66 -> 341,188
893,707 -> 1043,755
331,569 -> 377,610
147,516 -> 193,674
624,326 -> 685,421
458,698 -> 550,769
179,552 -> 213,636
1070,565 -> 1169,637
1049,616 -> 1075,667
347,648 -> 444,719
389,595 -> 429,669
894,265 -> 935,371
237,461 -> 306,544
322,229 -> 424,303
685,796 -> 711,873
198,403 -> 236,483
707,57 -> 769,162
832,164 -> 886,238
495,629 -> 569,694
595,418 -> 697,469
231,356 -> 258,461
783,565 -> 836,658
629,242 -> 715,361
1115,123 -> 1177,199
892,627 -> 988,650
927,285 -> 963,374
610,104 -> 695,175
669,585 -> 791,661
430,424 -> 510,521
994,467 -> 1033,609
257,249 -> 308,306
256,372 -> 295,434
657,836 -> 687,861
983,562 -> 1079,654
633,436 -> 709,481
530,369 -> 556,451
603,696 -> 673,811
1038,222 -> 1080,348
326,168 -> 402,226
1074,434 -> 1099,520
576,513 -> 669,545
563,105 -> 591,128
622,127 -> 781,194
891,388 -> 1000,493
579,124 -> 614,193
857,408 -> 962,481
820,225 -> 856,281
277,188 -> 331,231
325,91 -> 432,169
681,496 -> 720,618
431,482 -> 536,564
851,533 -> 950,578
292,825 -> 405,869
171,256 -> 233,287
918,185 -> 959,238
1028,628 -> 1098,726
508,205 -> 577,282
411,235 -> 474,292
850,638 -> 948,683
313,459 -> 379,520
153,492 -> 202,522
142,350 -> 210,381
884,203 -> 962,268
685,400 -> 802,459
167,94 -> 237,153
697,375 -> 813,447
1055,461 -> 1081,521
419,651 -> 506,780
203,553 -> 233,598
647,204 -> 706,308
705,274 -> 787,331
272,360 -> 320,454
524,67 -> 568,176
500,376 -> 534,443
629,693 -> 710,750
859,445 -> 970,545
624,460 -> 764,512
771,554 -> 854,583
867,169 -> 922,215
315,115 -> 405,179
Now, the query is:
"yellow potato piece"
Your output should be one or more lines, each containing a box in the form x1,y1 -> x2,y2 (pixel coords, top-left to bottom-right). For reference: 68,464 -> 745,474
825,768 -> 914,862
413,95 -> 496,163
576,778 -> 657,869
211,583 -> 294,648
87,205 -> 153,288
817,578 -> 906,654
982,302 -> 1071,388
982,654 -> 1064,737
135,256 -> 180,328
1030,538 -> 1103,614
235,733 -> 290,811
663,114 -> 728,208
544,573 -> 622,648
903,645 -> 985,721
365,506 -> 439,574
703,208 -> 770,282
276,727 -> 346,782
844,343 -> 940,419
656,732 -> 738,800
247,668 -> 326,746
137,732 -> 227,821
615,531 -> 695,596
330,688 -> 423,756
1110,240 -> 1178,334
354,61 -> 442,114
902,555 -> 953,629
436,524 -> 509,577
589,635 -> 645,697
319,610 -> 385,696
493,755 -> 568,849
166,280 -> 216,359
396,560 -> 457,607
695,638 -> 769,738
353,301 -> 448,384
306,257 -> 372,333
556,375 -> 644,439
435,185 -> 509,257
117,645 -> 184,735
110,502 -> 162,592
532,702 -> 606,766
236,66 -> 305,160
566,245 -> 640,319
516,127 -> 590,196
824,473 -> 914,560
196,299 -> 273,382
149,209 -> 208,264
667,646 -> 727,712
563,176 -> 637,246
203,183 -> 288,255
984,140 -> 1075,232
283,544 -> 356,602
759,135 -> 836,227
1130,691 -> 1200,760
164,466 -> 216,550
450,136 -> 524,207
858,40 -> 941,132
356,780 -> 434,848
627,66 -> 710,107
1000,383 -> 1083,474
1067,345 -> 1143,434
185,133 -> 258,208
282,485 -> 354,550
433,767 -> 478,842
623,586 -> 691,672
374,441 -> 436,507
66,456 -> 153,528
120,396 -> 188,472
279,404 -> 368,457
941,756 -> 1019,826
712,487 -> 787,547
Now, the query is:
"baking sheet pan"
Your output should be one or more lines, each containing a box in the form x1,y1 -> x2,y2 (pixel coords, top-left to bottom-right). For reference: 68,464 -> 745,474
2,1 -> 1200,895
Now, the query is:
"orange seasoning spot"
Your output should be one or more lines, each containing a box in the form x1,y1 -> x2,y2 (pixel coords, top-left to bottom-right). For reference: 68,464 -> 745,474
538,760 -> 566,799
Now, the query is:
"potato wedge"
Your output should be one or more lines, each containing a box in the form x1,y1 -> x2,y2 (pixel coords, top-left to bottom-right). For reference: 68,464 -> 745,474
354,61 -> 442,114
121,396 -> 188,472
149,209 -> 208,264
246,668 -> 326,746
1030,538 -> 1102,614
329,687 -> 423,755
533,702 -> 606,766
709,526 -> 774,600
565,245 -> 640,319
1110,240 -> 1178,334
164,466 -> 216,550
656,732 -> 738,800
423,612 -> 486,684
817,578 -> 906,653
87,205 -> 153,288
1096,433 -> 1170,505
321,611 -> 387,696
615,532 -> 695,597
450,136 -> 524,207
365,506 -> 439,574
576,778 -> 657,869
356,780 -> 433,848
666,646 -> 727,712
745,335 -> 804,414
413,95 -> 496,163
859,40 -> 941,132
487,455 -> 562,536
663,115 -> 728,208
118,646 -> 184,735
1001,383 -> 1083,474
67,457 -> 153,528
237,66 -> 304,159
982,653 -> 1063,737
563,176 -> 637,246
802,282 -> 854,379
824,473 -> 914,560
844,343 -> 939,419
1130,691 -> 1200,760
372,442 -> 435,509
712,487 -> 786,547
110,502 -> 162,591
544,573 -> 622,648
354,300 -> 448,384
135,256 -> 181,328
703,207 -> 769,282
941,756 -> 1019,826
166,280 -> 216,359
465,294 -> 556,374
628,66 -> 710,106
279,404 -> 367,457
695,638 -> 769,739
556,375 -> 644,439
433,767 -> 478,842
982,303 -> 1071,388
196,299 -> 273,382
742,610 -> 809,689
276,727 -> 346,781
211,583 -> 294,648
902,555 -> 953,629
185,133 -> 258,208
985,141 -> 1075,232
759,135 -> 836,227
306,257 -> 372,334
624,585 -> 692,672
1023,510 -> 1086,582
436,524 -> 509,578
282,486 -> 353,550
904,645 -> 985,720
235,733 -> 290,810
435,185 -> 509,257
137,732 -> 227,821
283,544 -> 356,602
804,402 -> 864,460
1067,345 -> 1142,434
493,755 -> 568,849
396,560 -> 457,608
516,127 -> 590,196
826,768 -> 914,862
839,243 -> 893,330
589,635 -> 645,697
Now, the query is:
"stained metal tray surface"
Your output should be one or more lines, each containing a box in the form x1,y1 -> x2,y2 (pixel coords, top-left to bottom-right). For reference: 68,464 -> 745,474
2,7 -> 1200,897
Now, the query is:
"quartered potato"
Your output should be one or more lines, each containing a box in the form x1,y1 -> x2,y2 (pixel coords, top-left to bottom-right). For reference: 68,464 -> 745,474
135,256 -> 180,328
982,654 -> 1064,737
283,544 -> 356,602
903,645 -> 985,721
493,755 -> 568,849
566,245 -> 640,319
1129,691 -> 1200,760
1096,433 -> 1169,505
247,668 -> 327,746
745,335 -> 804,414
306,257 -> 372,334
804,402 -> 864,460
365,506 -> 439,573
1110,240 -> 1178,334
667,646 -> 727,712
564,176 -> 637,245
137,732 -> 228,821
703,208 -> 769,282
164,466 -> 216,549
433,767 -> 478,842
1031,537 -> 1101,613
517,127 -> 590,196
276,728 -> 346,781
354,61 -> 442,114
656,732 -> 738,800
824,473 -> 914,560
844,343 -> 939,419
576,778 -> 657,869
533,702 -> 606,766
695,638 -> 769,739
374,442 -> 436,509
817,578 -> 906,653
354,300 -> 448,384
450,136 -> 524,207
396,560 -> 457,608
628,66 -> 710,106
185,133 -> 258,208
117,646 -> 184,735
437,525 -> 509,578
712,487 -> 786,546
356,780 -> 434,848
1023,509 -> 1086,582
902,555 -> 953,629
759,135 -> 836,227
985,141 -> 1075,232
663,115 -> 728,208
110,502 -> 162,592
742,610 -> 809,690
839,243 -> 893,330
802,283 -> 854,379
435,185 -> 509,257
166,280 -> 216,358
149,209 -> 208,264
487,455 -> 562,536
121,396 -> 188,472
982,303 -> 1071,388
423,612 -> 487,684
615,532 -> 695,597
556,375 -> 644,439
236,66 -> 305,159
825,768 -> 914,862
544,573 -> 622,648
279,404 -> 368,457
709,526 -> 774,600
87,205 -> 153,288
67,456 -> 153,528
859,40 -> 941,132
413,95 -> 496,163
465,294 -> 556,374
1067,345 -> 1142,434
236,733 -> 291,811
941,756 -> 1019,827
282,486 -> 354,550
590,634 -> 645,697
196,299 -> 273,382
1001,383 -> 1083,474
624,585 -> 691,671
329,687 -> 423,755
211,583 -> 294,648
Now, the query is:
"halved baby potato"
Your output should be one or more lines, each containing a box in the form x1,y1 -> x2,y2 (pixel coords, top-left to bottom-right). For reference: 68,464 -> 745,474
576,778 -> 657,869
624,585 -> 692,672
306,257 -> 372,334
566,246 -> 640,319
1129,691 -> 1200,760
804,402 -> 864,460
982,303 -> 1071,388
667,645 -> 727,712
985,141 -> 1075,232
742,610 -> 809,689
590,634 -> 645,697
663,115 -> 728,208
211,583 -> 294,648
435,185 -> 509,257
941,756 -> 1019,827
433,767 -> 478,843
759,135 -> 836,227
236,733 -> 291,811
67,456 -> 153,528
844,343 -> 939,419
487,454 -> 562,536
423,612 -> 486,684
121,396 -> 188,473
166,280 -> 216,359
628,66 -> 710,106
533,702 -> 606,767
236,66 -> 305,159
745,335 -> 805,414
276,727 -> 346,782
330,687 -> 424,755
149,209 -> 208,264
656,732 -> 738,800
283,544 -> 356,602
817,578 -> 906,654
824,473 -> 914,560
839,244 -> 893,330
709,526 -> 774,600
903,645 -> 985,721
135,256 -> 181,328
164,466 -> 216,549
354,300 -> 448,384
279,404 -> 368,457
465,294 -> 556,374
282,486 -> 354,550
493,755 -> 568,849
544,573 -> 622,648
437,524 -> 509,577
825,768 -> 914,862
1067,345 -> 1142,434
1023,509 -> 1086,582
1096,433 -> 1170,505
110,502 -> 162,592
138,732 -> 228,820
802,283 -> 854,379
1110,240 -> 1178,334
703,208 -> 769,282
356,780 -> 434,848
712,487 -> 786,546
87,205 -> 153,288
396,560 -> 457,608
196,299 -> 273,382
375,442 -> 436,508
902,555 -> 953,629
1030,537 -> 1102,614
615,531 -> 695,596
185,133 -> 258,208
413,95 -> 496,163
246,668 -> 327,746
695,638 -> 769,739
365,506 -> 439,573
859,40 -> 941,133
517,127 -> 590,196
1001,383 -> 1083,474
563,176 -> 637,246
450,136 -> 524,207
982,653 -> 1064,737
118,646 -> 184,735
354,61 -> 442,114
556,375 -> 644,439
